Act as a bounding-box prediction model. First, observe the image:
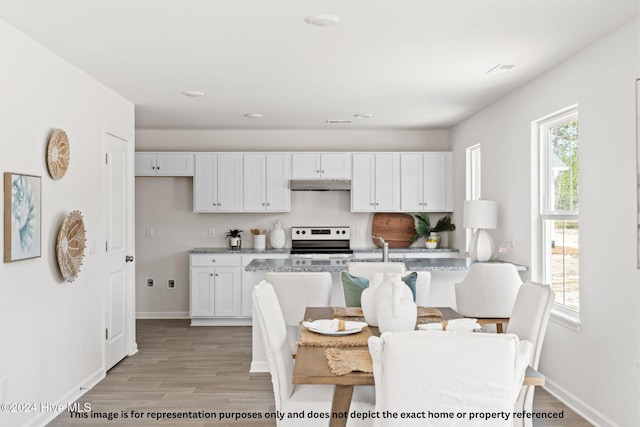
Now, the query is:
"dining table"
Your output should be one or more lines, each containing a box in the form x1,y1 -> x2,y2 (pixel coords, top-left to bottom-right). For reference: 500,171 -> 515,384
292,307 -> 545,427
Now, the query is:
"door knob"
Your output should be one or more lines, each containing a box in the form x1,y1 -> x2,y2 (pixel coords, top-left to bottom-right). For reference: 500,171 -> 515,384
125,255 -> 134,262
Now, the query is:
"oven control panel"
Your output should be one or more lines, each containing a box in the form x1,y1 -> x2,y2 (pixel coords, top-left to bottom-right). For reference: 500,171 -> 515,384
291,227 -> 351,240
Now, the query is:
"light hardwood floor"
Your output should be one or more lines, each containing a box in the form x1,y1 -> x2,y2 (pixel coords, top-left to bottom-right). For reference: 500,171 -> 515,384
49,320 -> 592,426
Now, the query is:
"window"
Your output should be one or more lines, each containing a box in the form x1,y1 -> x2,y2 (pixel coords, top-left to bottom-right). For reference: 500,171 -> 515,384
535,106 -> 579,317
466,144 -> 481,250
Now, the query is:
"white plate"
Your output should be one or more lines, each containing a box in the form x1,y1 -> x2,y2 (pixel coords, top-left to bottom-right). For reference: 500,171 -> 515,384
307,325 -> 364,336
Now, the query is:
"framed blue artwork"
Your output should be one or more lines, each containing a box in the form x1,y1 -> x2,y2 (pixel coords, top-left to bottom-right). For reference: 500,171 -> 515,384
4,172 -> 41,262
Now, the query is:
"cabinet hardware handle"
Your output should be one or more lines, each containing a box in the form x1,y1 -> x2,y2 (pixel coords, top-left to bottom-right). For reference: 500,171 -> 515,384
267,202 -> 270,206
210,273 -> 214,276
321,170 -> 325,173
211,259 -> 216,262
125,255 -> 134,262
215,273 -> 219,277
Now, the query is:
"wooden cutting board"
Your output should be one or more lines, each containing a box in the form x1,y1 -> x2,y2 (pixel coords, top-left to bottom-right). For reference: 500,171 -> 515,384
371,213 -> 416,248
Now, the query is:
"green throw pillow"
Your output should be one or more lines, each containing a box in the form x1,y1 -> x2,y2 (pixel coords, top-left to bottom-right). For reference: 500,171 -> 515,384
340,271 -> 418,307
341,271 -> 369,307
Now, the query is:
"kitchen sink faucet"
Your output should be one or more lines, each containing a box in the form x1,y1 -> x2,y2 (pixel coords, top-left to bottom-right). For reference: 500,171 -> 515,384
377,237 -> 389,262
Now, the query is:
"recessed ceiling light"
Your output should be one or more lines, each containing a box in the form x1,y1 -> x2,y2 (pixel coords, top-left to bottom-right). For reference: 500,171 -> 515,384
305,14 -> 341,27
354,114 -> 373,119
244,113 -> 264,119
487,64 -> 515,74
181,91 -> 205,97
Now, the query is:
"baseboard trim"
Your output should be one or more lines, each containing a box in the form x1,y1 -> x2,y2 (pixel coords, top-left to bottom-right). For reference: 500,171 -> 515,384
26,368 -> 105,427
544,377 -> 619,427
136,311 -> 189,319
250,361 -> 269,373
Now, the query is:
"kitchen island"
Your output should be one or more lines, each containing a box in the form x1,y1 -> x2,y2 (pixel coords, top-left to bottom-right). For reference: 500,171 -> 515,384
245,257 -> 527,307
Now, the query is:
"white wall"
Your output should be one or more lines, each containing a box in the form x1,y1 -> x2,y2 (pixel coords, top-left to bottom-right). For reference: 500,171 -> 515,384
450,20 -> 639,427
0,19 -> 134,427
134,129 -> 451,316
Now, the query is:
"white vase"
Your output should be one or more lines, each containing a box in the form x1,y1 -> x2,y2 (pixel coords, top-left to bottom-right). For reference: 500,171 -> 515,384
425,232 -> 440,249
375,274 -> 417,333
360,273 -> 384,326
270,220 -> 285,249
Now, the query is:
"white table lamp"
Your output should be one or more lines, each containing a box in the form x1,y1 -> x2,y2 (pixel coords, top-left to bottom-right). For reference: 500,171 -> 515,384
464,200 -> 498,262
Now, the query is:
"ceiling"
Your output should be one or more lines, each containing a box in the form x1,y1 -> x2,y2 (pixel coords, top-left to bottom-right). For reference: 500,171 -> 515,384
0,0 -> 637,130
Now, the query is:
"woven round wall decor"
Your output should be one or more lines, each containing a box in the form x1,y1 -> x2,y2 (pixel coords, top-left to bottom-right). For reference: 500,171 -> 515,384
47,129 -> 70,180
56,210 -> 86,282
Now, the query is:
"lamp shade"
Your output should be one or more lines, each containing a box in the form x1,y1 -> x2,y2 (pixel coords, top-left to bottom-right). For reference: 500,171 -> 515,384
463,200 -> 497,229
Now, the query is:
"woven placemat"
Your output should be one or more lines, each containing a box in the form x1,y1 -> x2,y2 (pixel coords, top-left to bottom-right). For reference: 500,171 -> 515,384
325,348 -> 373,376
333,307 -> 363,317
298,326 -> 372,347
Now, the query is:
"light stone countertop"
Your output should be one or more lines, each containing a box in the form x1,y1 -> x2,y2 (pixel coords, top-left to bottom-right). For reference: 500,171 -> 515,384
190,247 -> 459,255
244,257 -> 527,273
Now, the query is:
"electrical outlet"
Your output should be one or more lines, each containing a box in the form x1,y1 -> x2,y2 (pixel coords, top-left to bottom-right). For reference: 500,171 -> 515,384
356,228 -> 364,238
168,279 -> 175,289
147,278 -> 154,287
208,228 -> 216,238
145,227 -> 154,238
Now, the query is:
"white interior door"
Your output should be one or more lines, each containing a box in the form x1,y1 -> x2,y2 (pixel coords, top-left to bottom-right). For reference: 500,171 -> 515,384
104,132 -> 134,371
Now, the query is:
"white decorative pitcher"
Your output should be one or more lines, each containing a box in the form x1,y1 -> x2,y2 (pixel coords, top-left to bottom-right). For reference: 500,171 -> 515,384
360,272 -> 384,326
375,276 -> 417,333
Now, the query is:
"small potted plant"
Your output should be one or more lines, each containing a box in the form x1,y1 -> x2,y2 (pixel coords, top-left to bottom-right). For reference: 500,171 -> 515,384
412,213 -> 455,248
226,229 -> 243,250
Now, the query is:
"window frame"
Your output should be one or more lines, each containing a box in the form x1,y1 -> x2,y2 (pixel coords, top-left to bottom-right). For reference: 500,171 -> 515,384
532,105 -> 581,330
465,144 -> 481,251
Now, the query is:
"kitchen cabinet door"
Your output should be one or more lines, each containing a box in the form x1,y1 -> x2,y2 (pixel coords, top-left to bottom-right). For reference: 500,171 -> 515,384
194,154 -> 218,211
421,152 -> 452,211
319,153 -> 350,178
135,152 -> 194,176
212,267 -> 241,317
243,153 -> 291,211
291,153 -> 321,178
351,154 -> 376,211
243,154 -> 267,211
217,154 -> 243,211
374,153 -> 400,211
400,153 -> 424,211
190,267 -> 215,317
135,153 -> 157,176
265,153 -> 291,211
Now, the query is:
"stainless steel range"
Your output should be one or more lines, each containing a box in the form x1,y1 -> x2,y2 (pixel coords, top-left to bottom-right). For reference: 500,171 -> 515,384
290,226 -> 353,267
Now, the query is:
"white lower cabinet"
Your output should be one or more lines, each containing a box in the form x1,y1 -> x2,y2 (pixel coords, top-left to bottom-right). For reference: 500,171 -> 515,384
189,254 -> 245,325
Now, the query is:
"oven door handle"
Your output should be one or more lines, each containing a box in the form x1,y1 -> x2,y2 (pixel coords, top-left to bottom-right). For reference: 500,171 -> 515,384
290,254 -> 314,259
328,254 -> 353,259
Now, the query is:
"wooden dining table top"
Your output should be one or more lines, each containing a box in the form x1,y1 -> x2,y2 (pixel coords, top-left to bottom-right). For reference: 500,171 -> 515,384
292,306 -> 545,387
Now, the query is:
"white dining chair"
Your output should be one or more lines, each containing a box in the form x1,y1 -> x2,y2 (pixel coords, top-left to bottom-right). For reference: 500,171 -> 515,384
252,281 -> 375,427
368,330 -> 532,427
264,272 -> 332,352
347,262 -> 432,306
454,263 -> 522,332
506,281 -> 555,427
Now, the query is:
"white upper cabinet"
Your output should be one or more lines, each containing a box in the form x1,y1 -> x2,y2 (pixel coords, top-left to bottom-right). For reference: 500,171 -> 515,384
243,153 -> 291,212
351,153 -> 400,212
291,153 -> 351,179
193,153 -> 243,212
135,152 -> 194,176
400,152 -> 453,212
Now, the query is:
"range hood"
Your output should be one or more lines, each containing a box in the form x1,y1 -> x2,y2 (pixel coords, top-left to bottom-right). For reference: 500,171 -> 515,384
290,179 -> 351,191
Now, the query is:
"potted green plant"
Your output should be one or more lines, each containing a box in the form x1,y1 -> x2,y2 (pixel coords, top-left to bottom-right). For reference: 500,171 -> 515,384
226,229 -> 243,250
412,213 -> 455,248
